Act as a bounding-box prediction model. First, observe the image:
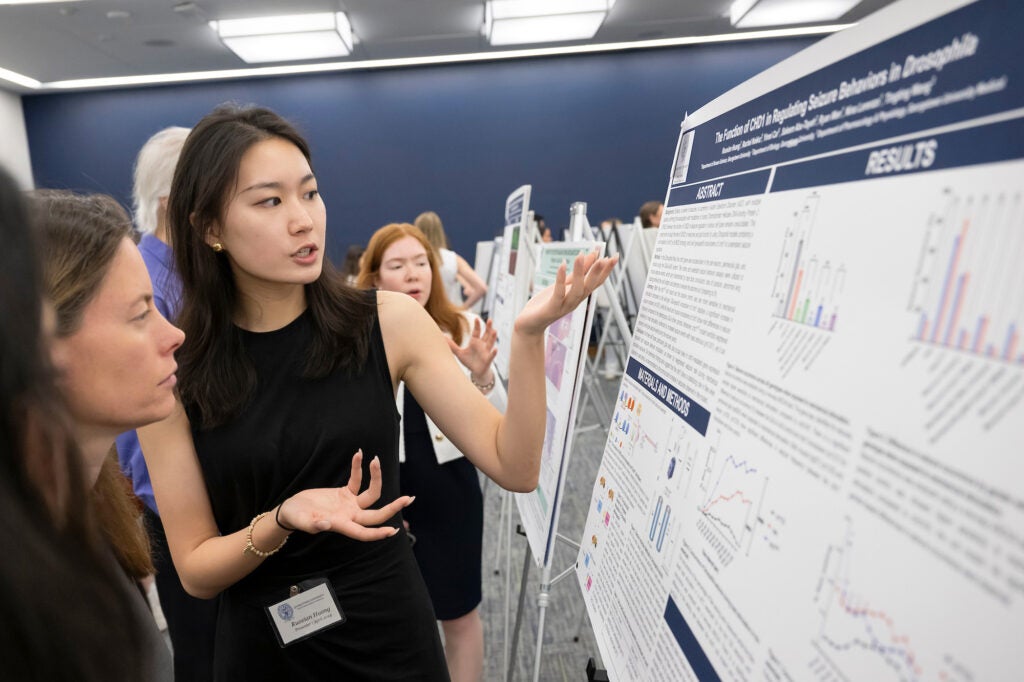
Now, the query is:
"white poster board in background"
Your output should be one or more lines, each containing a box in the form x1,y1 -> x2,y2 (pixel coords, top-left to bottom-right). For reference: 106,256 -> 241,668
491,185 -> 533,378
515,241 -> 602,567
577,0 -> 1024,679
471,239 -> 494,316
482,236 -> 502,319
595,218 -> 658,328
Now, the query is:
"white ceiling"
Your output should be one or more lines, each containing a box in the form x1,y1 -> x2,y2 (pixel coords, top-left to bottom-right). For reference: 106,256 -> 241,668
0,0 -> 901,91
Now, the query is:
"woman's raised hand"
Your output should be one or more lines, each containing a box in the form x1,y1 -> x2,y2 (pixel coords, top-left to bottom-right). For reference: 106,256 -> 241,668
447,317 -> 498,379
514,251 -> 617,336
276,450 -> 412,541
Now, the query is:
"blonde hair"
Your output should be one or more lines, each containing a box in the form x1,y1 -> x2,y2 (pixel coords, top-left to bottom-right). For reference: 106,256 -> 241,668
357,223 -> 465,345
414,211 -> 448,251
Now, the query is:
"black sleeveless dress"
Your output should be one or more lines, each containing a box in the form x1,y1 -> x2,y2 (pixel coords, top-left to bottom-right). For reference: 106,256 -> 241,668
190,305 -> 449,681
400,388 -> 483,620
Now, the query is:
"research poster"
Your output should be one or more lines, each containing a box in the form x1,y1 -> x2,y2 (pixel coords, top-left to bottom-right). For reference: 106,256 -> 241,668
492,185 -> 533,378
577,0 -> 1024,679
516,242 -> 602,566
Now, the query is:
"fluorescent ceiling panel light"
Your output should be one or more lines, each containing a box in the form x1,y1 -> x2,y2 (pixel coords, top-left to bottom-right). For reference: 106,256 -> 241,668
489,0 -> 613,20
484,0 -> 615,46
211,12 -> 352,63
489,13 -> 608,45
731,0 -> 861,28
222,32 -> 350,63
0,65 -> 41,89
214,13 -> 338,38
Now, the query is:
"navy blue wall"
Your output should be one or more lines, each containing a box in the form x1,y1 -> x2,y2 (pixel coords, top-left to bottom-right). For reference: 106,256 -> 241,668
23,39 -> 813,263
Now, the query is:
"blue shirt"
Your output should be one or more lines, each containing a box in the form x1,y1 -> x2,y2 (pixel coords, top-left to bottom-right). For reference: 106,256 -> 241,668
114,233 -> 182,514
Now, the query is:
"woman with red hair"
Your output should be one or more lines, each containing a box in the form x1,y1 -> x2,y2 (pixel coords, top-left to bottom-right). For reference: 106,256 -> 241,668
359,223 -> 502,682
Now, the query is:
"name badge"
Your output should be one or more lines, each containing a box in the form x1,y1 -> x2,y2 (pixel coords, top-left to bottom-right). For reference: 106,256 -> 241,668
264,578 -> 346,647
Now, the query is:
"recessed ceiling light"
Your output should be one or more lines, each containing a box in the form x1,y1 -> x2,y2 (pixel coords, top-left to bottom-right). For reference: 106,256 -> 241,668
0,64 -> 41,89
731,0 -> 862,28
483,0 -> 617,46
210,12 -> 354,63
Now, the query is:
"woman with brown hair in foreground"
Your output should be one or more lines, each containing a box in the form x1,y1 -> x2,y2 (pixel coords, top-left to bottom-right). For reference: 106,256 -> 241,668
0,167 -> 167,681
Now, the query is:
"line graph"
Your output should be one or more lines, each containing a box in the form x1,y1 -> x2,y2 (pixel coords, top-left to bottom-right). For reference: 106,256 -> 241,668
696,438 -> 772,556
811,518 -> 923,681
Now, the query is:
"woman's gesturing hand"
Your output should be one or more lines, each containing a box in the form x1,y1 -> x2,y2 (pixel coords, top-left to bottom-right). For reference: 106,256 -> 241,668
447,317 -> 498,380
514,251 -> 618,336
276,450 -> 412,541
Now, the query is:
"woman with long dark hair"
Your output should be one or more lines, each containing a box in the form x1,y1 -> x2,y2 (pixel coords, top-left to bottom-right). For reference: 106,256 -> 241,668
138,103 -> 615,680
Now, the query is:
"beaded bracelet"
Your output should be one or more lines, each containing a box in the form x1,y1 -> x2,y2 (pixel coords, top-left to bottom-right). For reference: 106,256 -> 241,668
243,511 -> 289,558
471,374 -> 495,394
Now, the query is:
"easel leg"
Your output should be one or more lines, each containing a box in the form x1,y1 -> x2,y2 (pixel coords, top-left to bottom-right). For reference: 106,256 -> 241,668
506,542 -> 532,682
502,491 -> 513,676
531,565 -> 553,682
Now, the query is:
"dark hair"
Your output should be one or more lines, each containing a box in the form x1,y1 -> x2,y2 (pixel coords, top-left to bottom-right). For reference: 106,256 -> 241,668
168,103 -> 374,427
639,200 -> 663,227
0,168 -> 148,680
340,243 -> 365,279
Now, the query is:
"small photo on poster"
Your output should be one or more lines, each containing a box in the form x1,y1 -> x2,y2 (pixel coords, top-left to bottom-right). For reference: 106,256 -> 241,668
672,130 -> 694,186
508,227 -> 520,275
545,335 -> 568,390
549,312 -> 573,343
542,408 -> 557,461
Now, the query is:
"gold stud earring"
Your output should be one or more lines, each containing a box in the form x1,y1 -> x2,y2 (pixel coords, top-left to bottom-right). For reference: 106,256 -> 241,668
212,243 -> 224,253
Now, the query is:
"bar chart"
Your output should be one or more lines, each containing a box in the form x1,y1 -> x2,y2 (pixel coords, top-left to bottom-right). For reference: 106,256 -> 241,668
770,193 -> 846,331
907,189 -> 1024,363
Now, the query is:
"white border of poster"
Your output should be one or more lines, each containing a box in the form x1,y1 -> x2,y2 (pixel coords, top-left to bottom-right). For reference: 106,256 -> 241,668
577,0 -> 1024,679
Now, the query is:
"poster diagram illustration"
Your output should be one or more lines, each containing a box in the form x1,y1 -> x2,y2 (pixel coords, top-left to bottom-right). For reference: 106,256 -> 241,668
580,474 -> 617,595
643,430 -> 694,568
